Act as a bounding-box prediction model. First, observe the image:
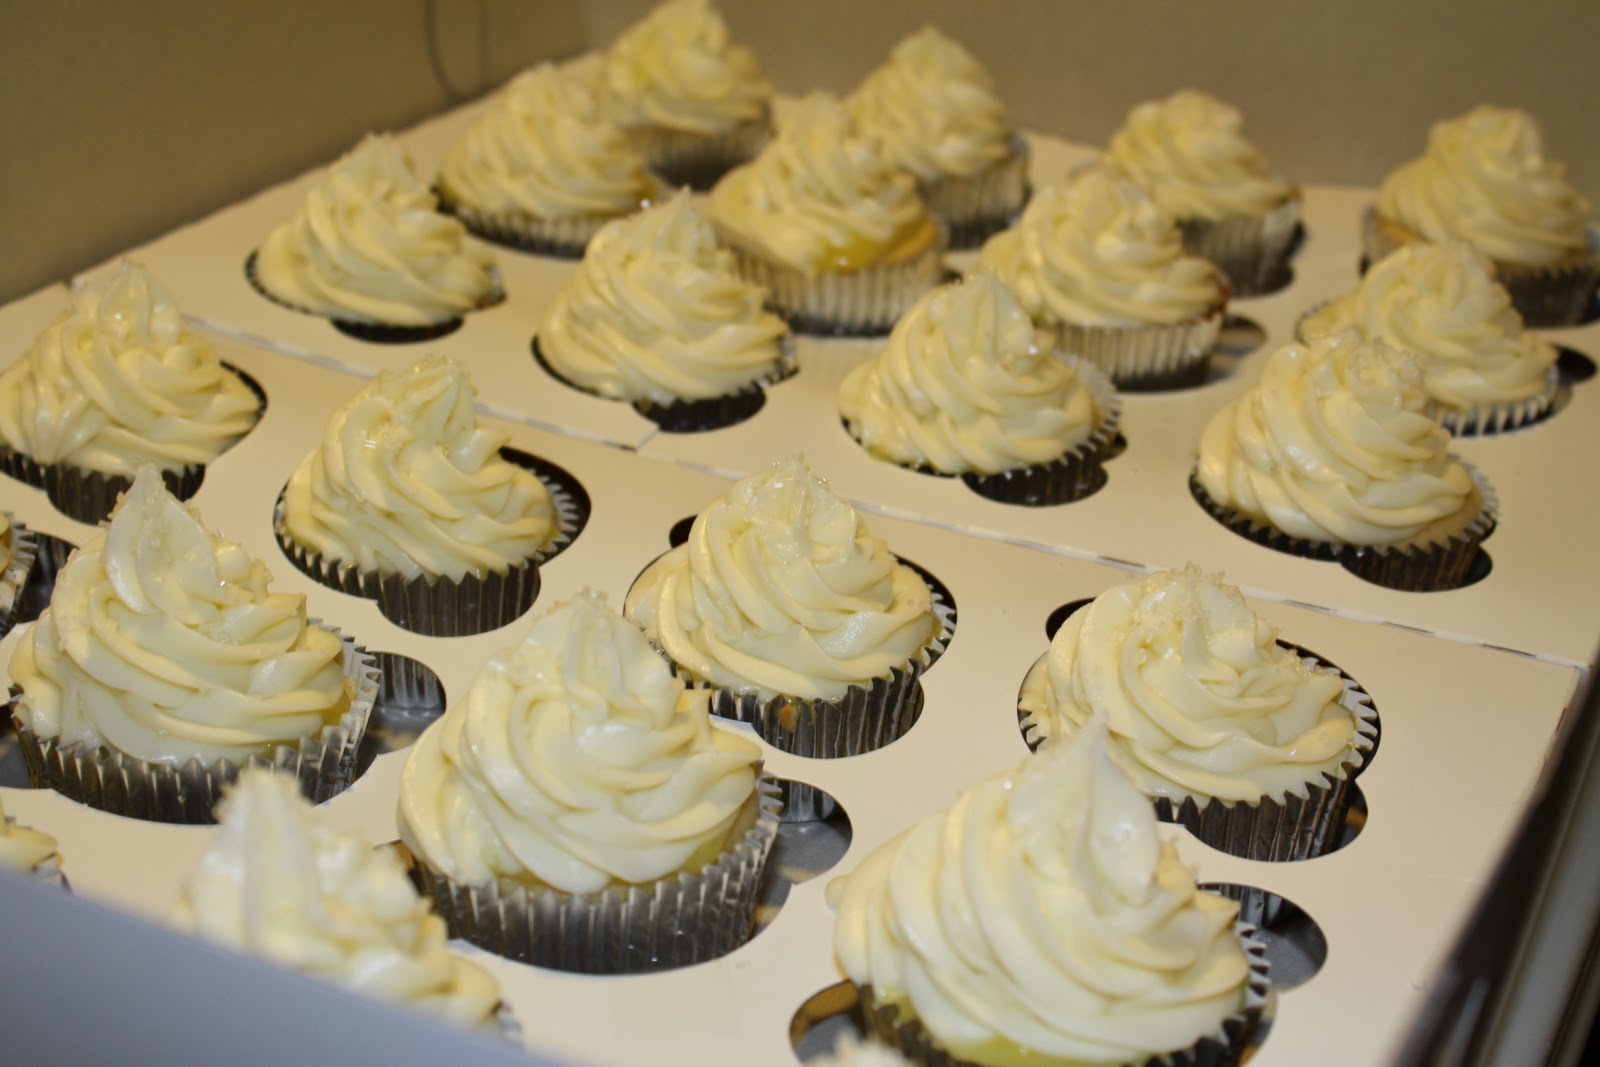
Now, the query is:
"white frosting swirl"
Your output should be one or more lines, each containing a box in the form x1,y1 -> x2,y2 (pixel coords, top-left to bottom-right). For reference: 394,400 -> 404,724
1197,334 -> 1477,546
256,134 -> 498,326
0,796 -> 60,874
1104,90 -> 1292,221
538,191 -> 788,403
0,261 -> 258,473
979,167 -> 1223,327
282,356 -> 555,581
600,0 -> 770,135
1376,106 -> 1591,268
707,92 -> 936,273
832,723 -> 1250,1065
1301,241 -> 1557,410
9,467 -> 352,765
439,64 -> 653,221
625,457 -> 940,701
848,27 -> 1012,182
1019,566 -> 1357,804
174,769 -> 502,1030
839,271 -> 1099,474
397,592 -> 762,894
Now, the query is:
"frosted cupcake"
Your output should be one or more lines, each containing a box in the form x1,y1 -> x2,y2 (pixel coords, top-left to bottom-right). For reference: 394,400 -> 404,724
0,261 -> 261,523
535,190 -> 791,431
1104,89 -> 1299,297
1300,241 -> 1559,435
625,458 -> 951,815
598,0 -> 772,189
173,769 -> 508,1033
848,27 -> 1028,249
252,134 -> 501,340
1194,333 -> 1496,590
838,271 -> 1119,506
0,794 -> 64,889
7,467 -> 377,823
707,93 -> 946,336
832,721 -> 1267,1067
276,355 -> 578,637
0,512 -> 38,639
438,63 -> 657,257
1019,566 -> 1376,888
1369,106 -> 1598,327
979,167 -> 1228,389
398,592 -> 779,973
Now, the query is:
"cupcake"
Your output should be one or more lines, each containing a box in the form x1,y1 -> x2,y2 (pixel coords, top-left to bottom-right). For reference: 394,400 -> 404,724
838,271 -> 1119,506
0,793 -> 65,889
811,1034 -> 914,1067
251,134 -> 501,340
1018,566 -> 1376,882
276,355 -> 577,637
535,190 -> 792,431
7,466 -> 377,824
832,720 -> 1267,1067
706,92 -> 946,337
398,591 -> 780,974
598,0 -> 773,189
624,458 -> 950,809
1300,241 -> 1559,435
0,261 -> 262,523
173,768 -> 508,1034
979,166 -> 1228,390
1369,106 -> 1598,327
1104,89 -> 1299,297
1,511 -> 38,639
437,63 -> 657,257
848,27 -> 1029,249
1193,332 -> 1496,590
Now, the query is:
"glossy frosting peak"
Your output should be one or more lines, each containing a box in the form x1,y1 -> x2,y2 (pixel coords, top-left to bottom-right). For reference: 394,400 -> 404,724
600,0 -> 771,134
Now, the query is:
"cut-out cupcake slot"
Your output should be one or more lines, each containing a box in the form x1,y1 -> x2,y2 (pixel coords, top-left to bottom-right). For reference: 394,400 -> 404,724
355,653 -> 447,777
1200,884 -> 1329,989
1557,345 -> 1598,385
1204,313 -> 1268,383
1042,597 -> 1096,640
1339,541 -> 1494,591
756,794 -> 852,921
16,532 -> 76,627
789,981 -> 866,1063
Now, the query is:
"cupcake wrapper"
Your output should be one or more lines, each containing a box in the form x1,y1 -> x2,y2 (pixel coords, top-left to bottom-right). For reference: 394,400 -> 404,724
1,513 -> 38,638
243,251 -> 493,341
920,137 -> 1031,251
726,229 -> 949,338
631,114 -> 772,192
372,651 -> 446,717
1179,193 -> 1301,298
857,930 -> 1269,1067
410,776 -> 782,974
8,628 -> 379,824
1054,295 -> 1227,391
0,445 -> 204,526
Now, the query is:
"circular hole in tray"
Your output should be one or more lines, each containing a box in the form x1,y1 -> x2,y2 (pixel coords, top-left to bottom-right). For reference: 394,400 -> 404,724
331,315 -> 464,344
1205,313 -> 1268,383
1200,884 -> 1328,992
667,514 -> 696,548
756,795 -> 852,930
0,710 -> 30,789
356,652 -> 446,776
17,531 -> 77,625
1042,598 -> 1094,641
1340,545 -> 1492,591
790,981 -> 863,1063
1557,345 -> 1597,385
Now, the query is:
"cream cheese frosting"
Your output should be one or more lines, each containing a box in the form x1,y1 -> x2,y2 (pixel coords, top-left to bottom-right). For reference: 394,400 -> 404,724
1019,566 -> 1357,805
0,796 -> 60,874
599,0 -> 771,135
282,355 -> 555,581
255,133 -> 498,326
625,457 -> 940,701
978,167 -> 1223,327
175,769 -> 502,1030
1196,333 -> 1477,546
9,466 -> 352,765
706,92 -> 935,274
537,191 -> 788,404
0,261 -> 258,473
1104,89 -> 1292,221
438,63 -> 653,222
1301,241 -> 1557,411
1376,106 -> 1591,268
838,271 -> 1098,474
832,721 -> 1251,1066
848,27 -> 1012,182
397,591 -> 762,894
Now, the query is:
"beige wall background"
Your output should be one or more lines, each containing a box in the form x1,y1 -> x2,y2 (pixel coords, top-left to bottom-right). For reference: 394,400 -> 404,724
4,0 -> 1596,305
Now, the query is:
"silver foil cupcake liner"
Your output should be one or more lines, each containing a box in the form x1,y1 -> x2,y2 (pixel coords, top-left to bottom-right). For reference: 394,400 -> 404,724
1,512 -> 38,638
409,776 -> 782,974
724,226 -> 948,338
1362,209 -> 1600,329
1054,293 -> 1227,391
919,137 -> 1031,251
0,445 -> 204,526
243,251 -> 500,341
273,451 -> 589,636
630,113 -> 772,192
7,628 -> 379,824
1179,193 -> 1300,298
856,927 -> 1269,1067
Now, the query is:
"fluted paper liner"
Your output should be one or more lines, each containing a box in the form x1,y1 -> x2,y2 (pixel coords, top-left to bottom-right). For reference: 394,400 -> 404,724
244,250 -> 501,341
8,628 -> 379,824
1,512 -> 38,638
857,927 -> 1270,1067
409,776 -> 782,974
919,137 -> 1031,251
630,113 -> 772,192
1054,290 -> 1227,392
436,188 -> 653,260
1179,191 -> 1300,298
